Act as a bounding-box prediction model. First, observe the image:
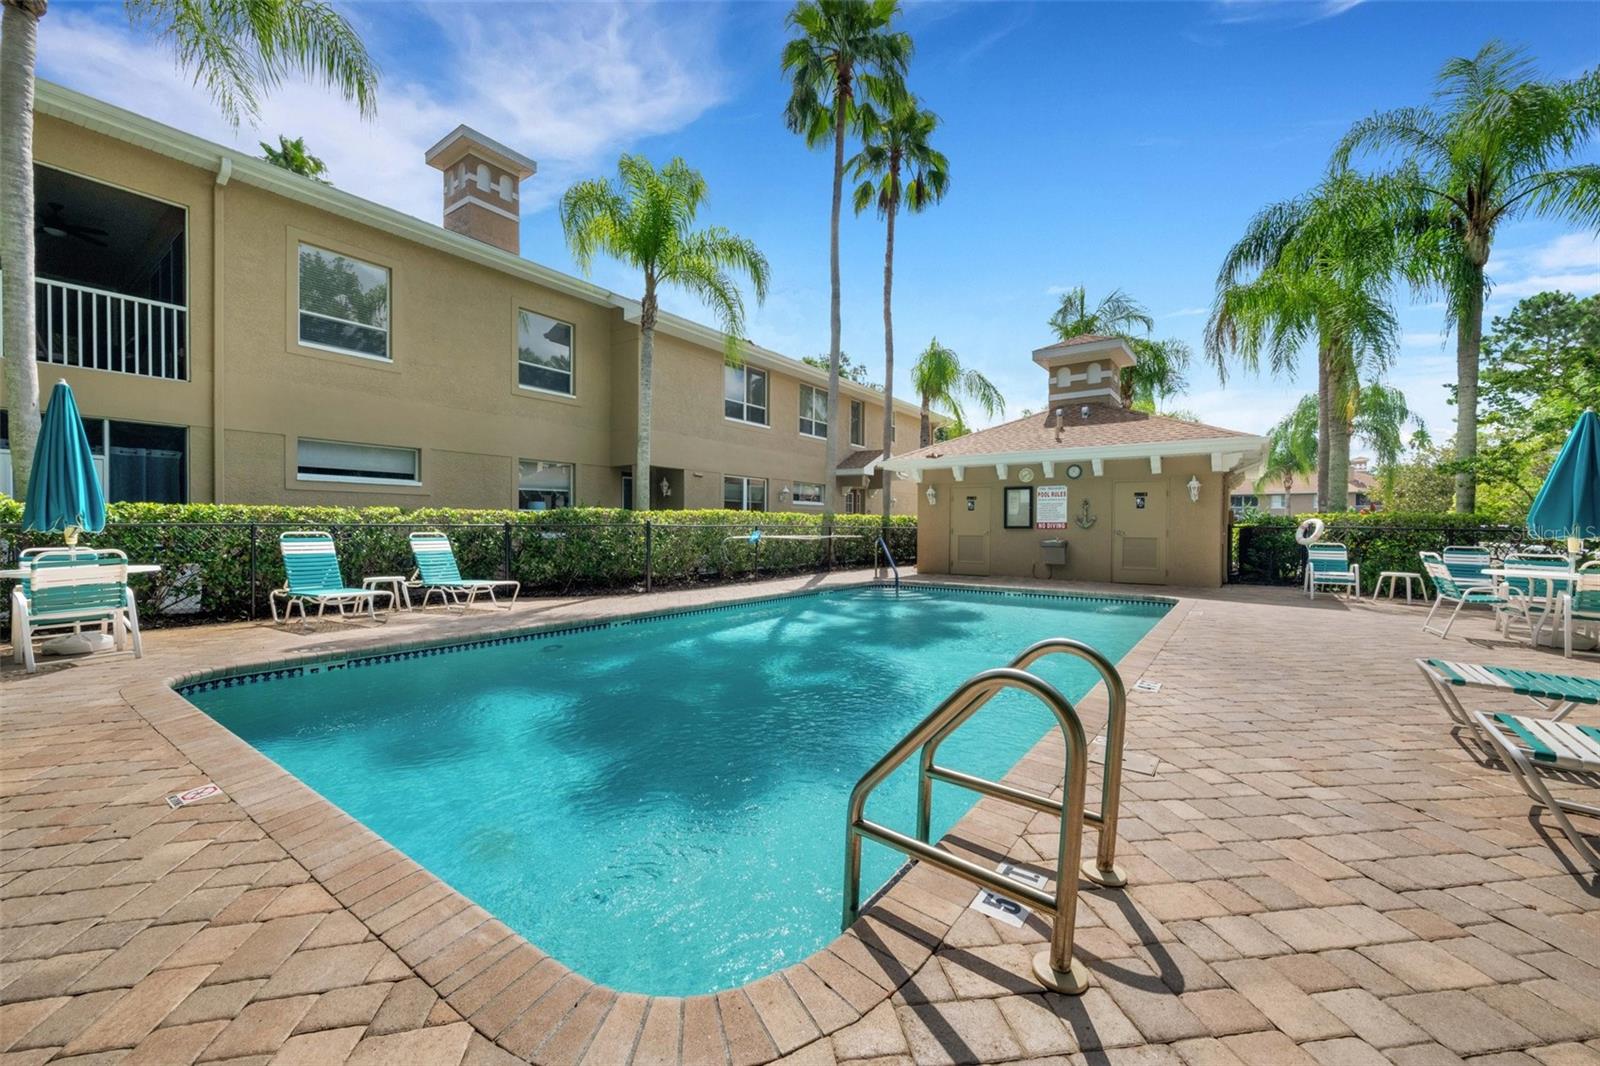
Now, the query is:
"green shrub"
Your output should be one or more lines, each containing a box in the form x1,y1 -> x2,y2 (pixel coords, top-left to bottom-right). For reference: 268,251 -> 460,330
0,499 -> 915,623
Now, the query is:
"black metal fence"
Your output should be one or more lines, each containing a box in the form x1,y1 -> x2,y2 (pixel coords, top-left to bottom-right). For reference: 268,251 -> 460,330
1233,522 -> 1566,593
0,519 -> 917,626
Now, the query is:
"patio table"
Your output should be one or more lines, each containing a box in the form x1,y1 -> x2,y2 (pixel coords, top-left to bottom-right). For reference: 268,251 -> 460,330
1483,566 -> 1582,648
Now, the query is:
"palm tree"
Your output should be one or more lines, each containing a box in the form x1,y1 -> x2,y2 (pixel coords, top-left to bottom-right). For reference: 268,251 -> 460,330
2,0 -> 377,496
849,87 -> 947,520
1046,286 -> 1191,408
1258,395 -> 1319,503
1331,42 -> 1600,512
782,0 -> 910,519
1207,173 -> 1406,511
261,135 -> 331,183
910,338 -> 1004,447
560,155 -> 769,511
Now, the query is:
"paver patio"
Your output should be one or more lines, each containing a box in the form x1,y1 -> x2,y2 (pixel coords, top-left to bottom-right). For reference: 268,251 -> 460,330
2,572 -> 1597,1066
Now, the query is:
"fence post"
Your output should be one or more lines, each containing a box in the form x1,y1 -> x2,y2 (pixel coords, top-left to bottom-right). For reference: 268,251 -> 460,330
502,521 -> 513,582
248,522 -> 258,620
644,520 -> 653,592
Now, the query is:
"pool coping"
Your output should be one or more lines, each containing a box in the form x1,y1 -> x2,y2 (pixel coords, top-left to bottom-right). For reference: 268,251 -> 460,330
118,575 -> 1194,1065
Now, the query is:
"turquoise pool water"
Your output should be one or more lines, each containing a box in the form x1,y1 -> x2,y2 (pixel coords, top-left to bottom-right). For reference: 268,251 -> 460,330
186,585 -> 1166,996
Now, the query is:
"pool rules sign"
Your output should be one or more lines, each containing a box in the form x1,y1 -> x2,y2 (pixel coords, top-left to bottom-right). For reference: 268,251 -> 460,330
1036,485 -> 1069,529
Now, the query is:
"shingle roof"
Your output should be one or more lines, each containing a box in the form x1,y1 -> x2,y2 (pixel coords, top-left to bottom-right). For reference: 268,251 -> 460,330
836,447 -> 883,471
1248,464 -> 1380,497
886,404 -> 1258,466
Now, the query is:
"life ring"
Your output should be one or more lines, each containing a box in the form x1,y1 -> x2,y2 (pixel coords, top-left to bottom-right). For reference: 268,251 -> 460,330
1295,518 -> 1325,546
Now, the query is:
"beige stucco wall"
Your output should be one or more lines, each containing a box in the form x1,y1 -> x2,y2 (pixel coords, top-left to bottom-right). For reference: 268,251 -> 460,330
15,115 -> 927,516
913,455 -> 1230,587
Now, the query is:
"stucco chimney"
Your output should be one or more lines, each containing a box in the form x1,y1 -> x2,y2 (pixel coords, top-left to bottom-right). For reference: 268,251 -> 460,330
424,125 -> 537,254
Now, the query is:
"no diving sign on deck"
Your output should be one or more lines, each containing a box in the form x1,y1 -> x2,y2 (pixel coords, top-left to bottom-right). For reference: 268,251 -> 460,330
166,783 -> 222,809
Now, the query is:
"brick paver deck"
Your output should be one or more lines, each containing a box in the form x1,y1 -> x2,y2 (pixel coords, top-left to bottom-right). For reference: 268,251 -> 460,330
2,572 -> 1597,1066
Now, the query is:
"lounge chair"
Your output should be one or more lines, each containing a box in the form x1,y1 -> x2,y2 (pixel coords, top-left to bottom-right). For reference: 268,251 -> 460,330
408,531 -> 520,610
1416,657 -> 1600,727
1420,551 -> 1505,638
1470,710 -> 1600,872
1304,542 -> 1360,600
1559,563 -> 1600,659
10,547 -> 143,673
270,531 -> 391,627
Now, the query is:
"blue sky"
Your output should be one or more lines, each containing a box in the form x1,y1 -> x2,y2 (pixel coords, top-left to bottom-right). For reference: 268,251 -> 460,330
37,0 -> 1600,448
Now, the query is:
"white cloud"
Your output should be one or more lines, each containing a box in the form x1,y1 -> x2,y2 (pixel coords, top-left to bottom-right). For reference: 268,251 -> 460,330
35,3 -> 727,223
1531,232 -> 1600,273
1211,0 -> 1366,25
1162,306 -> 1209,319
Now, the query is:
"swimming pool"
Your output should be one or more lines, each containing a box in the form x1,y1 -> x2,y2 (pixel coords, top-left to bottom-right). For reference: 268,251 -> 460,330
184,584 -> 1167,996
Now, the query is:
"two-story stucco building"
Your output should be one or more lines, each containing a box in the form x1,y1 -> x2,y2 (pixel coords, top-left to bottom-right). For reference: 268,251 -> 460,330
0,82 -> 932,515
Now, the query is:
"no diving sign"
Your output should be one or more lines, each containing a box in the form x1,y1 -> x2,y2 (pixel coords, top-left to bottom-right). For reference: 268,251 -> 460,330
166,783 -> 222,809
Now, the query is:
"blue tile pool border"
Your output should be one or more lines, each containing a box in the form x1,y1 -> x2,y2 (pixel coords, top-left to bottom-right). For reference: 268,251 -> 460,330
173,581 -> 1174,697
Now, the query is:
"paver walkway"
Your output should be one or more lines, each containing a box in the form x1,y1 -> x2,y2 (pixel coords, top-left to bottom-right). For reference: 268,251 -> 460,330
1,573 -> 1597,1066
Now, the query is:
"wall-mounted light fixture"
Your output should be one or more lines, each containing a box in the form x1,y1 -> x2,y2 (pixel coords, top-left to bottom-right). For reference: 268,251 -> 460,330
925,485 -> 938,506
658,477 -> 672,499
1187,475 -> 1201,503
781,485 -> 792,501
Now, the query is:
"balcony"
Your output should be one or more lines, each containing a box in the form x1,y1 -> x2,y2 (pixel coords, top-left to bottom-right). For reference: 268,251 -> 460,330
37,278 -> 188,381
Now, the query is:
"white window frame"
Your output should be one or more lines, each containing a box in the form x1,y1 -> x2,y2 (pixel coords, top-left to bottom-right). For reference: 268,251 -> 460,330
791,481 -> 824,507
850,399 -> 866,448
725,365 -> 768,426
799,384 -> 828,439
518,458 -> 574,510
295,438 -> 419,485
296,243 -> 391,362
516,309 -> 576,397
722,475 -> 768,511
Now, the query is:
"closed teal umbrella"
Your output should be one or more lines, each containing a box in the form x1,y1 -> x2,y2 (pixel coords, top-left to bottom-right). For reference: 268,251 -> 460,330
21,380 -> 106,546
1527,409 -> 1600,550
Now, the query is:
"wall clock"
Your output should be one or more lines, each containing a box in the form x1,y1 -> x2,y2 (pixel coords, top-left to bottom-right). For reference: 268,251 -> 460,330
1065,464 -> 1083,480
1018,468 -> 1035,483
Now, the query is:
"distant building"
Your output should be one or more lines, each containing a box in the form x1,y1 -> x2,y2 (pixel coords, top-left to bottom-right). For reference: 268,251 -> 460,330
1230,458 -> 1380,517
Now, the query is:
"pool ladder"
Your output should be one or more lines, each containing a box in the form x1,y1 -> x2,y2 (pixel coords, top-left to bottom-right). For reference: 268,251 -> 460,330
841,638 -> 1128,995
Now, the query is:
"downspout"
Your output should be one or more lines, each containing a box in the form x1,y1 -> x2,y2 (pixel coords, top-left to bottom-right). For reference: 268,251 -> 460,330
211,157 -> 229,502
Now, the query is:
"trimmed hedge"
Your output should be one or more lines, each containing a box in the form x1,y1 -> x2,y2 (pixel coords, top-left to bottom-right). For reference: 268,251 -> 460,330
1233,511 -> 1562,592
0,499 -> 916,623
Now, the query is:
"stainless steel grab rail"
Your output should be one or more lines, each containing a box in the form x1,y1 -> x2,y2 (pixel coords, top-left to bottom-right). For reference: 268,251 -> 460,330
876,536 -> 900,595
916,638 -> 1129,888
842,666 -> 1092,994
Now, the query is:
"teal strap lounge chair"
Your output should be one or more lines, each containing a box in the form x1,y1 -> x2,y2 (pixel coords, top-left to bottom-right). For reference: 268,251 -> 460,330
10,547 -> 142,673
1559,566 -> 1600,659
1419,552 -> 1504,638
1304,543 -> 1360,600
1442,545 -> 1493,583
408,531 -> 520,611
1416,657 -> 1600,726
1470,710 -> 1600,872
271,531 -> 391,628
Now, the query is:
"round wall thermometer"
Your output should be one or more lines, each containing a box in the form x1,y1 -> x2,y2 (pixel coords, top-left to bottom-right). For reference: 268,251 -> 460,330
1018,468 -> 1035,483
1065,464 -> 1083,480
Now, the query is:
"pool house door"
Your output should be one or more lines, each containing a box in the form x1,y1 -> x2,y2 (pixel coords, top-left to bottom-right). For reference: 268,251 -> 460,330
950,486 -> 992,576
1112,480 -> 1168,584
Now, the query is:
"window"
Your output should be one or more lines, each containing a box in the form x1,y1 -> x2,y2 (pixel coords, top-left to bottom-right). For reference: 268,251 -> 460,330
725,365 -> 767,424
723,475 -> 767,511
792,481 -> 824,506
1269,494 -> 1287,510
68,417 -> 188,503
798,385 -> 828,438
850,400 -> 866,447
517,310 -> 575,395
844,487 -> 866,514
1004,486 -> 1034,529
519,460 -> 573,510
297,439 -> 418,484
297,243 -> 390,360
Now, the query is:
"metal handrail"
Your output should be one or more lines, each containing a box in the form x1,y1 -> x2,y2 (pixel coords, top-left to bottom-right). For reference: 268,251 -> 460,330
842,666 -> 1092,994
876,535 -> 900,594
917,638 -> 1129,888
